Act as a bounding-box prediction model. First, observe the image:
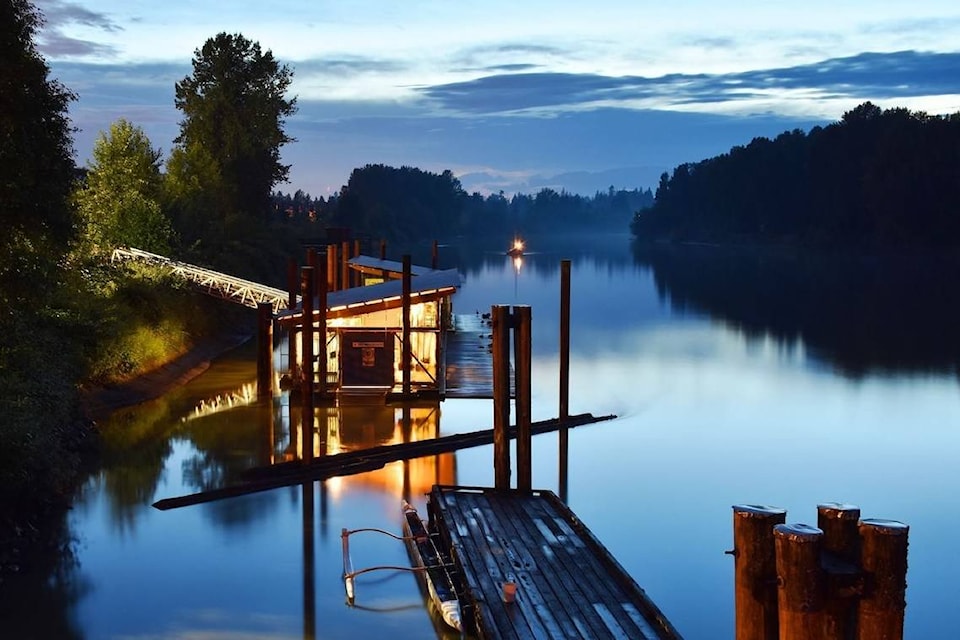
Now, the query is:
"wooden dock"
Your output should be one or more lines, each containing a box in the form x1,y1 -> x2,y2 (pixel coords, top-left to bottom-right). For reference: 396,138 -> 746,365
445,314 -> 501,399
427,485 -> 682,639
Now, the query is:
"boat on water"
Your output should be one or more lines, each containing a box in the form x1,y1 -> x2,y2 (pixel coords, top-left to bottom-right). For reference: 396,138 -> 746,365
507,238 -> 525,257
401,500 -> 462,632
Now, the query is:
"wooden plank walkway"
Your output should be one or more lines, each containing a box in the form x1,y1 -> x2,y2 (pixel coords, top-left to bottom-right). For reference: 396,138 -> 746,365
445,314 -> 500,398
428,486 -> 683,639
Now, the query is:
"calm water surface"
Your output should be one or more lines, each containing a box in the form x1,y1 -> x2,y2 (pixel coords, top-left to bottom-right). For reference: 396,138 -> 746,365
21,235 -> 960,638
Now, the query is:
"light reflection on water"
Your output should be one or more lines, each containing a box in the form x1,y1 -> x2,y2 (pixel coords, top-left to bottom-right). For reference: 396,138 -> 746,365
58,236 -> 960,639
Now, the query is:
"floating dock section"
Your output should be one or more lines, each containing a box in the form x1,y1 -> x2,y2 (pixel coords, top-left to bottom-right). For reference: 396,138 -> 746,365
427,485 -> 682,639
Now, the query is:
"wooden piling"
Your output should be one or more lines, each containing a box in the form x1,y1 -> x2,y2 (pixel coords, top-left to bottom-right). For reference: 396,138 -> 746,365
732,504 -> 787,640
857,519 -> 909,640
432,239 -> 439,269
287,257 -> 298,309
491,305 -> 512,490
327,244 -> 338,292
307,247 -> 319,297
401,255 -> 412,396
817,503 -> 861,639
558,259 -> 571,500
256,302 -> 273,399
559,259 -> 571,421
301,266 -> 315,463
379,239 -> 387,260
341,240 -> 350,290
775,523 -> 828,640
513,305 -> 532,492
317,257 -> 328,399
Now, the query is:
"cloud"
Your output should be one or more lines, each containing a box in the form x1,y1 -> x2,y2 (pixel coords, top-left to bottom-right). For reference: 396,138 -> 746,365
35,0 -> 122,57
420,50 -> 960,115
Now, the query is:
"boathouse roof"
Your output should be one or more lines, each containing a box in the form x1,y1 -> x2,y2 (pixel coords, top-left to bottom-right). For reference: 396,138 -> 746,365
347,255 -> 439,277
276,267 -> 461,321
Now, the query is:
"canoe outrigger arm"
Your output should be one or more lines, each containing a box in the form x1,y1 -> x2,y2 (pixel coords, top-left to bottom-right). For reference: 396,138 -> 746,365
339,527 -> 455,606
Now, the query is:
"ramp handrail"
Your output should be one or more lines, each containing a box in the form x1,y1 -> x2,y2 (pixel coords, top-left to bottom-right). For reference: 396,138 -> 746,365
111,247 -> 298,312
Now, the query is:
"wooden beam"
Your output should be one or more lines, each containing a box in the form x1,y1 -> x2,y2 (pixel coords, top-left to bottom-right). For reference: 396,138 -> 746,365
152,413 -> 616,510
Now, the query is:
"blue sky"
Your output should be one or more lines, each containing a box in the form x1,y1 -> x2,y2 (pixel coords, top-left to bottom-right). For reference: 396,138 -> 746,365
36,0 -> 960,197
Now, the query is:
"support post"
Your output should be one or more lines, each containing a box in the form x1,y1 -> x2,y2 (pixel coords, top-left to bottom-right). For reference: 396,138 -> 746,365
301,266 -> 315,463
856,519 -> 909,640
558,259 -> 571,500
327,244 -> 338,293
775,523 -> 828,640
256,302 -> 273,399
341,240 -> 350,290
732,505 -> 787,640
818,503 -> 861,638
513,305 -> 532,492
287,257 -> 298,309
491,305 -> 512,490
317,257 -> 328,399
307,247 -> 319,297
401,255 -> 412,396
559,259 -> 571,421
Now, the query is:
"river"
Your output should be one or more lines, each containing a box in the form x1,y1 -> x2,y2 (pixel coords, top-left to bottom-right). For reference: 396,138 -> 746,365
5,234 -> 959,639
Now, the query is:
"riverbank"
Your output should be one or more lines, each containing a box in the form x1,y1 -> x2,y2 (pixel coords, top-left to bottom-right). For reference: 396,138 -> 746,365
0,331 -> 252,588
81,331 -> 253,421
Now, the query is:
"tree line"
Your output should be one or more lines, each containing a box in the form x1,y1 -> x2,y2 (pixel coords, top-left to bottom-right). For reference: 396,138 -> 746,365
272,166 -> 653,242
1,1 -> 300,572
632,102 -> 960,249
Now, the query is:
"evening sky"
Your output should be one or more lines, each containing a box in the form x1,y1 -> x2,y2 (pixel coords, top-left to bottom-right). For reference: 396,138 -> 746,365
36,0 -> 960,196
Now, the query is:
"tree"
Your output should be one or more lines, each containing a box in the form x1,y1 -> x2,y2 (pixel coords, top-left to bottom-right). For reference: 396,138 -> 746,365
170,32 -> 296,237
74,119 -> 174,255
0,0 -> 77,308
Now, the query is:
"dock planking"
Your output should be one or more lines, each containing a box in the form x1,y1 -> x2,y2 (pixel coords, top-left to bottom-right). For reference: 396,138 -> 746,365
445,314 -> 511,399
428,485 -> 683,639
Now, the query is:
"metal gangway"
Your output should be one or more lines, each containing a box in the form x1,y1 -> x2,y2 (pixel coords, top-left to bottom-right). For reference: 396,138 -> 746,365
111,247 -> 296,312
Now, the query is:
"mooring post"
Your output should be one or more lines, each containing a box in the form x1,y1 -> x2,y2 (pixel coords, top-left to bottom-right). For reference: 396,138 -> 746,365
492,304 -> 512,490
256,302 -> 273,399
559,259 -> 571,421
379,239 -> 387,260
856,519 -> 909,640
301,266 -> 315,463
317,257 -> 328,400
732,505 -> 787,640
432,239 -> 439,269
513,305 -> 532,492
401,255 -> 412,397
775,523 -> 828,640
307,247 -> 319,298
341,240 -> 350,290
818,502 -> 862,637
558,259 -> 571,500
287,257 -> 298,309
302,480 -> 316,639
327,244 -> 338,293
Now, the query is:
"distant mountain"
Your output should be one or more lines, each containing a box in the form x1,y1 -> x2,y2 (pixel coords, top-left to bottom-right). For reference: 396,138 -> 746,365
458,165 -> 665,197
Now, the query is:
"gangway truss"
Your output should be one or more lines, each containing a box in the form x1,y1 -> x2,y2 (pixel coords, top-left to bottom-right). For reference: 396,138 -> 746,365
111,247 -> 295,313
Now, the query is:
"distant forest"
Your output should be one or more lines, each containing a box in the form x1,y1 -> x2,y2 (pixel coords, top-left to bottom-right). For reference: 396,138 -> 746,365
271,165 -> 653,242
631,102 -> 960,249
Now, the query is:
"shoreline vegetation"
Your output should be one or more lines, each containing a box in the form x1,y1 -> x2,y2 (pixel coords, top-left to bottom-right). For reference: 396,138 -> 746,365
632,102 -> 960,251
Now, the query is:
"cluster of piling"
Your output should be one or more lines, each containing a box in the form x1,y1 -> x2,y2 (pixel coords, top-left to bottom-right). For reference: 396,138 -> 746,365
732,503 -> 909,640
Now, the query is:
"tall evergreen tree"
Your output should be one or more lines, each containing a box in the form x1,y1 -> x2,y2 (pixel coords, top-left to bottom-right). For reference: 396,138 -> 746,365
170,32 -> 296,237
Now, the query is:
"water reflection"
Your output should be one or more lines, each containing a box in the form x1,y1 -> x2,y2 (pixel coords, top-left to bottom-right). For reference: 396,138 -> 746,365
632,242 -> 960,377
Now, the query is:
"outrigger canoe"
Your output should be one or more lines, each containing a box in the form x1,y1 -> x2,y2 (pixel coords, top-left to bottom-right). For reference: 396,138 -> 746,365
401,500 -> 462,632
